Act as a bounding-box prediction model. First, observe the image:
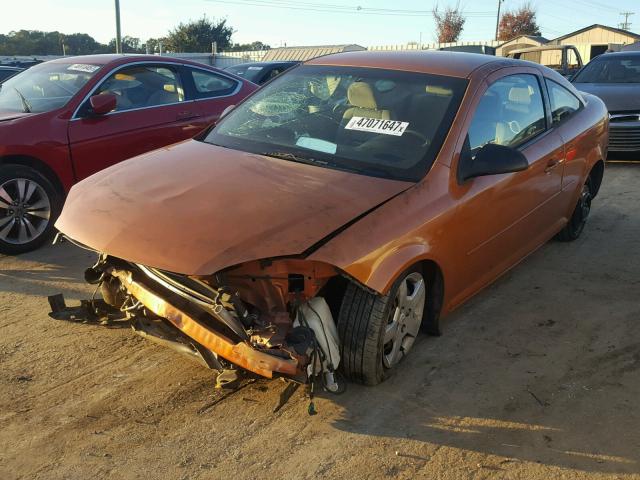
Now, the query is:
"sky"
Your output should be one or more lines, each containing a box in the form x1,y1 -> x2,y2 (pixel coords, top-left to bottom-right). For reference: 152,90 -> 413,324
0,0 -> 638,48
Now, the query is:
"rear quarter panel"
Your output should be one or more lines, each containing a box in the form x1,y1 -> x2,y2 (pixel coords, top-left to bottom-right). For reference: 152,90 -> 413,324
551,87 -> 608,217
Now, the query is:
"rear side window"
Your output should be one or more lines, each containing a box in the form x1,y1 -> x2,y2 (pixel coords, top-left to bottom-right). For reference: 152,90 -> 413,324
546,79 -> 581,124
467,74 -> 546,153
190,69 -> 238,98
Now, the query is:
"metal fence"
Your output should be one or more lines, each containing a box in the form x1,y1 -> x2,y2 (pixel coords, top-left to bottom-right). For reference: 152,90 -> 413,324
368,40 -> 501,51
1,40 -> 504,69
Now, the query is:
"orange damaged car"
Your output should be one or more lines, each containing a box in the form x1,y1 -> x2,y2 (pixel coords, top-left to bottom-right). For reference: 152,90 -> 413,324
52,51 -> 608,390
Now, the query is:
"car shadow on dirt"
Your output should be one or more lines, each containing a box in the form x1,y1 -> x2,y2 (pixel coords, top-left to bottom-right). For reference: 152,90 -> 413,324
326,255 -> 639,475
326,180 -> 640,475
0,241 -> 96,300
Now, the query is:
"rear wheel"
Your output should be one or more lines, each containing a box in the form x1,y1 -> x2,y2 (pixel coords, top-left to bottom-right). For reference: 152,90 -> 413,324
0,165 -> 62,254
556,177 -> 593,242
337,266 -> 426,385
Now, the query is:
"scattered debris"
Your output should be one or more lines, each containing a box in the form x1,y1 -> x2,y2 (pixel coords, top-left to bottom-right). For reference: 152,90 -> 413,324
526,387 -> 550,407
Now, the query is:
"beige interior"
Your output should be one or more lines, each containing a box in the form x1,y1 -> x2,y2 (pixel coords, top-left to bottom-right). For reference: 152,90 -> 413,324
342,82 -> 391,121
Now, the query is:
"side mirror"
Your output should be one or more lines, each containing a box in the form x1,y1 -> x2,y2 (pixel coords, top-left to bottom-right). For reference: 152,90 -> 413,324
460,143 -> 529,182
89,93 -> 117,115
220,104 -> 235,118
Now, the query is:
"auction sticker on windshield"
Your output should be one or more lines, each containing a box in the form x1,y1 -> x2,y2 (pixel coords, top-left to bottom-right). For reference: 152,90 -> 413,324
345,117 -> 409,136
67,64 -> 100,73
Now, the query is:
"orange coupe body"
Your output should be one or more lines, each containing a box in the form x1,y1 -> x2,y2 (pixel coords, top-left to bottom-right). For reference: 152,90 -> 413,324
55,51 -> 608,387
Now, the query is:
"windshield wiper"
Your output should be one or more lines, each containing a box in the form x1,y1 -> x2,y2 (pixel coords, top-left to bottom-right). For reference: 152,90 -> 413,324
261,151 -> 327,167
13,87 -> 31,113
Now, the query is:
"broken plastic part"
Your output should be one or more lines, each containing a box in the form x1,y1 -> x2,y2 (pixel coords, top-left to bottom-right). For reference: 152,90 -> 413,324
215,369 -> 240,389
108,267 -> 301,379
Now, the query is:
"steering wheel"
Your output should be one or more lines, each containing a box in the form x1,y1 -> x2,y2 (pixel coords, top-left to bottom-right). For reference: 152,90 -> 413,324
312,112 -> 341,127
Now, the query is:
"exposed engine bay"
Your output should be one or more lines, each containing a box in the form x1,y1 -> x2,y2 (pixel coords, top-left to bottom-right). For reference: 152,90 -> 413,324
49,250 -> 347,399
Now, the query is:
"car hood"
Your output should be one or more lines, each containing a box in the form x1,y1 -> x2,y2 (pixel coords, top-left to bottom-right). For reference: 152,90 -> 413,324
574,83 -> 640,112
0,110 -> 31,122
56,140 -> 412,275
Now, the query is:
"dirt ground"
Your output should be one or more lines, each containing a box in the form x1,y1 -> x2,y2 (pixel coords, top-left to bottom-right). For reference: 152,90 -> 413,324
0,163 -> 639,480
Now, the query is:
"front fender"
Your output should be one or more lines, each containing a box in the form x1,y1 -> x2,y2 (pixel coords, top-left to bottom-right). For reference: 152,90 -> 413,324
345,242 -> 445,295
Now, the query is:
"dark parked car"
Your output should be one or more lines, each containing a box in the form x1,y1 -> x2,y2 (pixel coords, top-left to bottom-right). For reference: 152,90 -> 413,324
0,66 -> 23,83
225,61 -> 300,85
572,52 -> 640,153
0,55 -> 257,254
2,60 -> 42,69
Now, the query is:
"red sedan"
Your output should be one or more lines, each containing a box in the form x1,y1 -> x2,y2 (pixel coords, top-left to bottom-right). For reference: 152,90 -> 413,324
0,55 -> 256,254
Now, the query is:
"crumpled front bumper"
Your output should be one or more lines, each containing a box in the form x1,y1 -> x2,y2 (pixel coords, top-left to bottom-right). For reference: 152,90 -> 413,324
108,268 -> 301,379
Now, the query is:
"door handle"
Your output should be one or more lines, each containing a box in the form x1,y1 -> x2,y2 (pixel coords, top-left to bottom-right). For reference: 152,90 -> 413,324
544,158 -> 564,173
176,111 -> 198,121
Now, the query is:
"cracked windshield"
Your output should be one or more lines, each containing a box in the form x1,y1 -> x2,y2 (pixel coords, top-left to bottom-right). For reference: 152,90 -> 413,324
205,65 -> 467,181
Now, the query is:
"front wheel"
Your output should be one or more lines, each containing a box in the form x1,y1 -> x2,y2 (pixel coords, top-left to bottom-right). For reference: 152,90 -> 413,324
556,177 -> 593,242
337,267 -> 426,385
0,165 -> 62,255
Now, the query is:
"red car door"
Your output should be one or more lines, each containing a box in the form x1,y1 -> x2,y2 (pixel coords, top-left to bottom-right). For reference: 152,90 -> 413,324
184,66 -> 248,129
68,62 -> 203,181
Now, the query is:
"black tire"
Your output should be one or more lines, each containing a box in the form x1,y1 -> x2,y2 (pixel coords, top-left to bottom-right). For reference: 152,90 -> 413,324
556,177 -> 593,242
0,164 -> 62,255
337,266 -> 426,385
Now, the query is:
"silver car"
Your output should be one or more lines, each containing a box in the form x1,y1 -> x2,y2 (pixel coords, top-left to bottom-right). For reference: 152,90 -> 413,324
572,52 -> 640,153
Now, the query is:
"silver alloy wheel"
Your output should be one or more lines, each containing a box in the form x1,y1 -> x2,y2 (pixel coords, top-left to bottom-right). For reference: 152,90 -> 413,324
0,178 -> 51,244
383,271 -> 426,368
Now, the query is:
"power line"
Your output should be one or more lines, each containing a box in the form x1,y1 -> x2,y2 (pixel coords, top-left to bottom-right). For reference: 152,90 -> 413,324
619,11 -> 635,30
206,0 -> 496,17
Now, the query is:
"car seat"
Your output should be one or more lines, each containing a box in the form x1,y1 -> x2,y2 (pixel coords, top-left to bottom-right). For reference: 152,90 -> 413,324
495,86 -> 533,146
342,82 -> 391,122
146,84 -> 182,107
467,91 -> 501,149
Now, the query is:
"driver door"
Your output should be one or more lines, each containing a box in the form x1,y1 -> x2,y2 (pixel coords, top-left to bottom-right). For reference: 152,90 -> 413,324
68,63 -> 202,181
448,69 -> 565,307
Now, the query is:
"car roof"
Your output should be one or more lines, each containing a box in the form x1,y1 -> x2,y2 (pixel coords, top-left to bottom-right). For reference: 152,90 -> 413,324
597,51 -> 640,57
305,50 -> 517,78
47,54 -> 217,69
229,61 -> 300,68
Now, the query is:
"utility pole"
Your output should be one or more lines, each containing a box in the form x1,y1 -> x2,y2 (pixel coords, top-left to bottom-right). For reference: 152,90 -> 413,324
619,11 -> 634,30
495,0 -> 504,41
114,0 -> 122,53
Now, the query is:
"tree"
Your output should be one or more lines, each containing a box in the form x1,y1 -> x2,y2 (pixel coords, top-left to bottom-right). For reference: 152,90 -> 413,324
228,41 -> 271,51
164,16 -> 234,53
432,3 -> 466,43
498,3 -> 541,41
107,36 -> 145,53
63,33 -> 107,55
0,30 -> 108,55
143,37 -> 166,54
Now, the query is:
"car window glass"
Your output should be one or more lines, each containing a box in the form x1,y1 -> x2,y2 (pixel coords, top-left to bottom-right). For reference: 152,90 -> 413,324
572,56 -> 640,83
266,68 -> 283,81
205,65 -> 468,182
0,70 -> 18,82
84,65 -> 184,114
190,69 -> 238,97
467,74 -> 546,154
546,79 -> 581,124
567,49 -> 579,68
519,51 -> 541,63
0,62 -> 100,114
